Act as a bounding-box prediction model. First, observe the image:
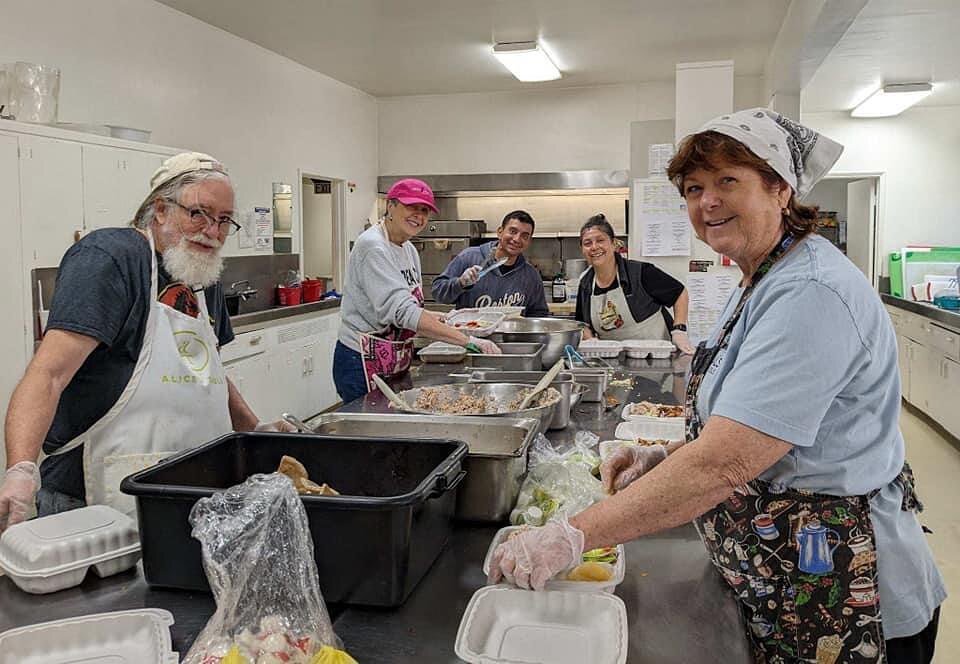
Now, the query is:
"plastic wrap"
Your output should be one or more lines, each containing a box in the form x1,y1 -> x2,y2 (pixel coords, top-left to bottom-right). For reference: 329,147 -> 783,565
183,473 -> 355,664
7,62 -> 60,124
510,432 -> 604,526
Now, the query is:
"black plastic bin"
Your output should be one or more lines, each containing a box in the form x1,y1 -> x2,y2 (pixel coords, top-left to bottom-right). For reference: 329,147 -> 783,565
120,432 -> 467,607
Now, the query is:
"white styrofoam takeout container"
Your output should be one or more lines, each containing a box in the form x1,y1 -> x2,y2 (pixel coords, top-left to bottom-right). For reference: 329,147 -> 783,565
615,418 -> 686,443
445,308 -> 506,337
483,526 -> 625,594
0,504 -> 140,594
455,585 -> 628,664
0,608 -> 178,664
577,339 -> 623,358
419,341 -> 467,363
620,339 -> 675,359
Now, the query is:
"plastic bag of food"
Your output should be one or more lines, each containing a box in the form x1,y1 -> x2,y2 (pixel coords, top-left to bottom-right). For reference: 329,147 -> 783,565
183,473 -> 356,664
510,433 -> 605,526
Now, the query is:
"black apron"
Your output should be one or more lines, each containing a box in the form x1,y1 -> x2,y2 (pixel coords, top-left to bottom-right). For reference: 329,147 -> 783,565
684,233 -> 922,663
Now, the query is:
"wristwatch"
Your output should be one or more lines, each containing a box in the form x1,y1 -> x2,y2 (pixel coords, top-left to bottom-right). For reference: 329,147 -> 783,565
671,323 -> 687,332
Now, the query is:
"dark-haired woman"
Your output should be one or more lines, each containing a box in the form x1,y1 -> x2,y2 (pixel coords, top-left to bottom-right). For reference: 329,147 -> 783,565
575,214 -> 694,353
489,109 -> 944,663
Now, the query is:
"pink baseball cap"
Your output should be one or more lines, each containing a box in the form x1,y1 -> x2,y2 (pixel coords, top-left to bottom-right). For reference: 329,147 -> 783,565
386,178 -> 438,214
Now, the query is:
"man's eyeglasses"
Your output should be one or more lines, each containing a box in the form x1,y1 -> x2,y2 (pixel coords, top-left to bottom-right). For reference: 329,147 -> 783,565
166,199 -> 241,236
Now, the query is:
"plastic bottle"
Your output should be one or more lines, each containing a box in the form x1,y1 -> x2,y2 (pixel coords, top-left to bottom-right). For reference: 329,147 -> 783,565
552,272 -> 566,303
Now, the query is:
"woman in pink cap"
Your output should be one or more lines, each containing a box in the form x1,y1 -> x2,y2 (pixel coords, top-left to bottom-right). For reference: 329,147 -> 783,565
333,178 -> 500,403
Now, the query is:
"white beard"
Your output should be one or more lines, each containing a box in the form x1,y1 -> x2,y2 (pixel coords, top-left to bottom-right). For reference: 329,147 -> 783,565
161,234 -> 224,287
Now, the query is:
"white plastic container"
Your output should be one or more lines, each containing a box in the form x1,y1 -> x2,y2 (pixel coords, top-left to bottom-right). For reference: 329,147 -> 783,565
0,504 -> 140,594
0,608 -> 178,664
482,526 -> 625,593
615,418 -> 685,443
446,308 -> 506,337
578,339 -> 623,358
455,586 -> 628,664
621,338 -> 675,359
419,341 -> 467,363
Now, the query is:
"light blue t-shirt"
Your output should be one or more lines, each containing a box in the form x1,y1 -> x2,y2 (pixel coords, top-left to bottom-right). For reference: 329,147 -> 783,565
695,234 -> 945,638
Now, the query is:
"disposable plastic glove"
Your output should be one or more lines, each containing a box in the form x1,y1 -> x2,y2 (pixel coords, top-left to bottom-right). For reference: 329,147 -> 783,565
600,444 -> 668,494
458,265 -> 482,288
0,461 -> 41,532
468,336 -> 502,355
254,419 -> 299,433
671,329 -> 695,355
487,514 -> 585,590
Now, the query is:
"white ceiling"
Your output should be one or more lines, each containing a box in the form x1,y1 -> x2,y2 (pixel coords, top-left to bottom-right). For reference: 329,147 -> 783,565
802,0 -> 960,112
156,0 -> 789,97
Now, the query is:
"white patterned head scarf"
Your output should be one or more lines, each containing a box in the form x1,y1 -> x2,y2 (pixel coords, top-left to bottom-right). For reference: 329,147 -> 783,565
691,108 -> 843,200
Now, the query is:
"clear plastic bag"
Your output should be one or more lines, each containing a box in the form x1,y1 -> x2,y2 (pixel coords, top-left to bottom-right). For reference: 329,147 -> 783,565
184,473 -> 356,664
510,432 -> 604,526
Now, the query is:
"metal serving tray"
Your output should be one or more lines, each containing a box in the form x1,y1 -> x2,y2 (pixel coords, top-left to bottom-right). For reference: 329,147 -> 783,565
563,367 -> 608,402
465,342 -> 544,371
306,412 -> 539,522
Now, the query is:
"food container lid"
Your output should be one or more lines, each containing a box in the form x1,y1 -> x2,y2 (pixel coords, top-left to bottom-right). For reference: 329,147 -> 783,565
445,308 -> 506,337
0,608 -> 177,664
455,585 -> 628,664
0,505 -> 140,578
482,526 -> 625,593
615,418 -> 685,443
620,339 -> 675,350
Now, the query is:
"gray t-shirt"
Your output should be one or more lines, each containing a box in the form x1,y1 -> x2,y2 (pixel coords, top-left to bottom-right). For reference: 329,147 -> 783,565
338,224 -> 424,352
696,234 -> 945,638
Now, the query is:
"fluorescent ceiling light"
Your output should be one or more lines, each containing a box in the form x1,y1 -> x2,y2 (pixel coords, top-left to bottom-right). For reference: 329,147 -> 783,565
851,83 -> 933,118
492,41 -> 561,82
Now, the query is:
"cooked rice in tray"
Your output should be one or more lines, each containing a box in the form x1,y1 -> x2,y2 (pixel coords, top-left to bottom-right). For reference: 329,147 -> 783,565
411,386 -> 560,415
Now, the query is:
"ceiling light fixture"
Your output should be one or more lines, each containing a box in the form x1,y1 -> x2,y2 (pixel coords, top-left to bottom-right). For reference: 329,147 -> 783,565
851,83 -> 933,118
492,41 -> 561,82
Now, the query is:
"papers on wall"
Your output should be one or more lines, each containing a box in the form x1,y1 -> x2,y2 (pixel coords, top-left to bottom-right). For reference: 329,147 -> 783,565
648,143 -> 675,177
238,207 -> 274,251
632,178 -> 690,257
686,271 -> 738,345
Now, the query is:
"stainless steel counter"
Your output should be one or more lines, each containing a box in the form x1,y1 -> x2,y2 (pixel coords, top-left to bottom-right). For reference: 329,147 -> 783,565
0,355 -> 751,663
230,297 -> 340,333
882,293 -> 960,330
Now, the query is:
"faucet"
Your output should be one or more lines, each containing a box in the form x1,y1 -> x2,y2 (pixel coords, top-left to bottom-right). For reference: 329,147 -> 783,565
228,280 -> 259,301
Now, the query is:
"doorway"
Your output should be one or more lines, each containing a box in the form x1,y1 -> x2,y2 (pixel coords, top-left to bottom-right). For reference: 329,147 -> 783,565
806,175 -> 881,286
300,174 -> 345,292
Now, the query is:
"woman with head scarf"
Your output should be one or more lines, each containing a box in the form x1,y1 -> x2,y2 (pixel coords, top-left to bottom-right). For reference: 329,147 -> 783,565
333,179 -> 499,404
488,110 -> 944,662
575,213 -> 694,353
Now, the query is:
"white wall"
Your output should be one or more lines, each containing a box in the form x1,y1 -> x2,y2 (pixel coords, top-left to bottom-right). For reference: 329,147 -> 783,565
804,108 -> 960,273
0,0 -> 379,253
379,76 -> 765,175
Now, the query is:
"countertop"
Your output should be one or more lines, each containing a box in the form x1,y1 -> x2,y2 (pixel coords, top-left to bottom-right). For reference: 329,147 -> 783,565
881,293 -> 960,330
0,355 -> 751,663
230,298 -> 340,333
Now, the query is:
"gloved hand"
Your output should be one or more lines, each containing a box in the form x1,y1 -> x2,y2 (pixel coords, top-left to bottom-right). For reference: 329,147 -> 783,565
0,461 -> 41,533
254,419 -> 299,433
600,444 -> 668,494
487,515 -> 585,590
457,265 -> 482,288
671,329 -> 695,355
468,336 -> 502,355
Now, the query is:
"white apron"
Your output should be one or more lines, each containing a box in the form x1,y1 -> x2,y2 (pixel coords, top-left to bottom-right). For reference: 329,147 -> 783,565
590,276 -> 670,341
49,230 -> 232,518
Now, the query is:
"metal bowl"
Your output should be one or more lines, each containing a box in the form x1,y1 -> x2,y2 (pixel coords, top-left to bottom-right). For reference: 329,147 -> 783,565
391,383 -> 561,434
491,317 -> 586,365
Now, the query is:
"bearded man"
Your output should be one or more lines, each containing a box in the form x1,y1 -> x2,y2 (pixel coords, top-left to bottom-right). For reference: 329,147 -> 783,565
0,152 -> 294,529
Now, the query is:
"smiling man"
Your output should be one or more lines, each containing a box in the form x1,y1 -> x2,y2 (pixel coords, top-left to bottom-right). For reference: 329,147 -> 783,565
0,152 -> 294,530
431,210 -> 550,317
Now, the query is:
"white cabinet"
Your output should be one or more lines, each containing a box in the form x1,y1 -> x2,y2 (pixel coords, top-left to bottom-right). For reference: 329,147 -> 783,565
907,341 -> 939,415
939,358 -> 960,439
0,134 -> 27,464
896,334 -> 912,400
82,145 -> 163,231
224,351 -> 273,418
18,135 -> 84,268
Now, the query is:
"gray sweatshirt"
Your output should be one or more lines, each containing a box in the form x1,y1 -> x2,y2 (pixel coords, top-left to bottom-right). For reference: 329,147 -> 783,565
338,224 -> 424,352
431,241 -> 550,317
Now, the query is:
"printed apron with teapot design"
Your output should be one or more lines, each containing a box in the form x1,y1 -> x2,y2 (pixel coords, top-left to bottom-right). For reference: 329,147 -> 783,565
685,233 -> 923,664
589,275 -> 670,342
358,223 -> 425,393
49,230 -> 232,519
